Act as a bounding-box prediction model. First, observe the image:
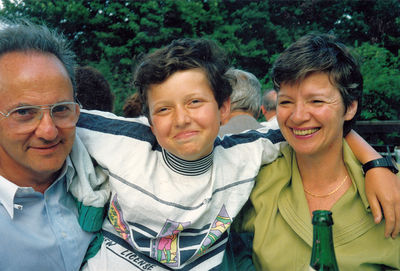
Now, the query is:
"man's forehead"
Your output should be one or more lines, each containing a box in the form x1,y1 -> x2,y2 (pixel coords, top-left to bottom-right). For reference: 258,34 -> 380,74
0,50 -> 73,106
0,51 -> 70,81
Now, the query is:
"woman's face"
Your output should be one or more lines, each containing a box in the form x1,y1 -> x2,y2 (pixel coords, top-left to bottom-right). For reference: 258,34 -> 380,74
277,72 -> 357,157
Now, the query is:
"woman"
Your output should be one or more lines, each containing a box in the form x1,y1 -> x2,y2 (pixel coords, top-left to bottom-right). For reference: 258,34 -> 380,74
235,33 -> 400,270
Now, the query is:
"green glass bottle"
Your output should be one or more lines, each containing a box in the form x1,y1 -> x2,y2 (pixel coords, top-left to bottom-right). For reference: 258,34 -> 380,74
309,210 -> 339,271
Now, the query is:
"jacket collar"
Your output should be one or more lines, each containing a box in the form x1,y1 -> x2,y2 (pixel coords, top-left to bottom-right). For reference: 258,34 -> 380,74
277,141 -> 375,247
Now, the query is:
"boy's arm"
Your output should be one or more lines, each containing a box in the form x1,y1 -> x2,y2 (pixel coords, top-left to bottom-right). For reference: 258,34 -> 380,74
346,130 -> 400,238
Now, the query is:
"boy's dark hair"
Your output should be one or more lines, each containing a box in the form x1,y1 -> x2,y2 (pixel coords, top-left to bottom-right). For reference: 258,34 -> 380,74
272,33 -> 363,136
134,38 -> 232,119
0,19 -> 77,95
75,66 -> 114,112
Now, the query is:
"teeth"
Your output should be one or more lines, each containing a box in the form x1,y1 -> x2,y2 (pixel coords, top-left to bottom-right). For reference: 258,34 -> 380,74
293,128 -> 319,136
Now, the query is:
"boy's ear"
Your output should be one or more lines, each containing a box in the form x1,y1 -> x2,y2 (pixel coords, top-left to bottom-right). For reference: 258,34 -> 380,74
219,98 -> 231,124
344,100 -> 358,121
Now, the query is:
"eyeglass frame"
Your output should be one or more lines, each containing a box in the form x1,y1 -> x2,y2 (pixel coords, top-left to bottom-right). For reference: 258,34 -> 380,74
0,101 -> 81,133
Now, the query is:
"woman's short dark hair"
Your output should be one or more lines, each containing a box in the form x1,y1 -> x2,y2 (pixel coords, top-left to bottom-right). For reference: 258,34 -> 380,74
133,38 -> 232,119
272,33 -> 363,136
0,19 -> 76,94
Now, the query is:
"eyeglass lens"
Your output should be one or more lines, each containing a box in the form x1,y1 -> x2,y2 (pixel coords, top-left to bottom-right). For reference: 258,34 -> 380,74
6,102 -> 79,134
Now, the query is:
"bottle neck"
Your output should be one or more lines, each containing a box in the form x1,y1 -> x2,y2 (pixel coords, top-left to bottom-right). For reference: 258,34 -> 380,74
310,225 -> 337,269
310,211 -> 339,270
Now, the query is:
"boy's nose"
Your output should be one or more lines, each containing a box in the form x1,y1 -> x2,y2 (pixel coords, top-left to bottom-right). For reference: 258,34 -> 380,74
175,106 -> 191,126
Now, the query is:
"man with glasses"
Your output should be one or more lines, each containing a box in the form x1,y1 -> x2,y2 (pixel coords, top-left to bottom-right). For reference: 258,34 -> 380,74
0,21 -> 103,270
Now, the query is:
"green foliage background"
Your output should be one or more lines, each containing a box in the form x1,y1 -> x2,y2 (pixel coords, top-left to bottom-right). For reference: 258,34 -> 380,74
0,0 -> 399,122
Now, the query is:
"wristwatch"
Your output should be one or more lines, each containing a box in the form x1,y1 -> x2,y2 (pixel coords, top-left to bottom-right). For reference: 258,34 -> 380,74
362,156 -> 399,175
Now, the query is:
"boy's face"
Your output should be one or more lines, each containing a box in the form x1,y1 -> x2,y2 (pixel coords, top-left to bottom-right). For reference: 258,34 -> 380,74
148,68 -> 230,161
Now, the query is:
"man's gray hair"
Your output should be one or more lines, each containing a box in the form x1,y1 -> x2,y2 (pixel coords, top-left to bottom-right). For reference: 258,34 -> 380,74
0,19 -> 76,94
226,68 -> 261,118
262,89 -> 277,111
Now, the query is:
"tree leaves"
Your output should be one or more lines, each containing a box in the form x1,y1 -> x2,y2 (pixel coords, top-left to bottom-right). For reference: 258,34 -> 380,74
0,0 -> 398,120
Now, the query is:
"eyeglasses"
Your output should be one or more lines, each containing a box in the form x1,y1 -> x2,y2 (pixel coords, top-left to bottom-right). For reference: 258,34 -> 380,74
0,101 -> 80,134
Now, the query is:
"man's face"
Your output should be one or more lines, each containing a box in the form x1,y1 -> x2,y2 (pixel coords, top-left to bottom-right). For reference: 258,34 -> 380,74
0,51 -> 77,187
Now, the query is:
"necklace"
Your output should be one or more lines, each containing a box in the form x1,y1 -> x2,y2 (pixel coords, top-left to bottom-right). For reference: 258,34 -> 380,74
304,175 -> 348,198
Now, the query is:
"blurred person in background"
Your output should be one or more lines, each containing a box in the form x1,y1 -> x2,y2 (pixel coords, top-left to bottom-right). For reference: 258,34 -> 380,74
123,92 -> 143,118
219,68 -> 264,136
260,89 -> 277,122
75,65 -> 114,112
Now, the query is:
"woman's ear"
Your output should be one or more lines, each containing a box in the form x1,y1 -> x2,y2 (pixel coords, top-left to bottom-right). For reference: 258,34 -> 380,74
344,100 -> 358,121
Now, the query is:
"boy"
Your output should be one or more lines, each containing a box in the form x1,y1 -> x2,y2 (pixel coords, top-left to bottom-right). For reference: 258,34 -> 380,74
75,38 -> 284,270
72,38 -> 399,270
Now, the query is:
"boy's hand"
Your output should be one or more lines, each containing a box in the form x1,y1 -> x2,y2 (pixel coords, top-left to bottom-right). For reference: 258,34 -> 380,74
365,167 -> 400,238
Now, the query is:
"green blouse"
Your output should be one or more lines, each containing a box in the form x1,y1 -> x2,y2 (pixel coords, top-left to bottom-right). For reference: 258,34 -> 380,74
237,140 -> 400,271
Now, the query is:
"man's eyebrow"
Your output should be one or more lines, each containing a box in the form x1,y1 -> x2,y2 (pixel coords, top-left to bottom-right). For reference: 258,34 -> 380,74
2,103 -> 32,112
10,100 -> 73,108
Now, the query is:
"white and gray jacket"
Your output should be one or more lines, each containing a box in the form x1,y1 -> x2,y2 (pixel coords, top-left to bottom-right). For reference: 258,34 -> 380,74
71,109 -> 285,271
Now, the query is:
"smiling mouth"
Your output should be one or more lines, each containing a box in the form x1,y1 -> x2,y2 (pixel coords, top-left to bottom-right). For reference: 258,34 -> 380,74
292,128 -> 320,136
174,131 -> 198,139
38,146 -> 56,149
31,142 -> 60,150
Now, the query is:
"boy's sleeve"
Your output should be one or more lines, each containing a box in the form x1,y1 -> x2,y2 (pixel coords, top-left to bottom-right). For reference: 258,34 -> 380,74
81,231 -> 104,264
257,118 -> 287,165
69,134 -> 110,231
217,118 -> 286,175
76,110 -> 156,167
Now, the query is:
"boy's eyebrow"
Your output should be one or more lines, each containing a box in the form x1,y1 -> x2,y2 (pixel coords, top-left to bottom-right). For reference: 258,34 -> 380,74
149,101 -> 169,109
184,92 -> 209,98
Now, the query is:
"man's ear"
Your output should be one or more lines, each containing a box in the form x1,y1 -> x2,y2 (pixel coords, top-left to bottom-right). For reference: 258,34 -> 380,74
260,105 -> 266,115
344,100 -> 358,121
76,104 -> 81,117
219,98 -> 231,125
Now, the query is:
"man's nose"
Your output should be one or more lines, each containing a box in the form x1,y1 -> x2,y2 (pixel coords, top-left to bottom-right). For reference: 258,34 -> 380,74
34,110 -> 58,140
